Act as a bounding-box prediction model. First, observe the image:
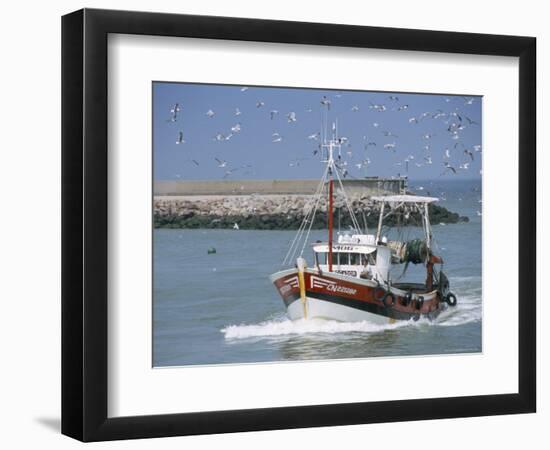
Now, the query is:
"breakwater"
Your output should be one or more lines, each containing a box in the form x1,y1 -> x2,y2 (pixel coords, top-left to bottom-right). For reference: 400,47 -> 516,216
154,191 -> 468,230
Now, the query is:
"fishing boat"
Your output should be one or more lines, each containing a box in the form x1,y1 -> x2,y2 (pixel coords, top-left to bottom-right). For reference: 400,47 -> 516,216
269,122 -> 457,323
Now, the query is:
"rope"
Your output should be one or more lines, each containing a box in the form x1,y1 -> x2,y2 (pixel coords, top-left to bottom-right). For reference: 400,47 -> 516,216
333,164 -> 362,234
282,164 -> 329,266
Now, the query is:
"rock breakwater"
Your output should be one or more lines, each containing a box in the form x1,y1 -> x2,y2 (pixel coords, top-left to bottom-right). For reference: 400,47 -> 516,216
154,193 -> 468,230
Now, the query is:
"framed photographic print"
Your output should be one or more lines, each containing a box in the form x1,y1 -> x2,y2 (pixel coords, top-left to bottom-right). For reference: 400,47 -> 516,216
62,8 -> 536,442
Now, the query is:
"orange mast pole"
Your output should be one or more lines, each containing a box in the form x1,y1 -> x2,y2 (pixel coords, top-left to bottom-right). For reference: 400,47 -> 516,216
328,177 -> 334,272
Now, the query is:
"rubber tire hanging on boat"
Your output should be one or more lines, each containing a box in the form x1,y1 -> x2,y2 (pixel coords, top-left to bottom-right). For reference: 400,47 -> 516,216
383,292 -> 396,307
415,296 -> 424,310
402,292 -> 412,307
374,286 -> 387,302
445,292 -> 457,307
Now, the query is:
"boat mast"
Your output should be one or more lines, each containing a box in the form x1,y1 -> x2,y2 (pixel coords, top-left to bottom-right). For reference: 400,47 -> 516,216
323,122 -> 338,273
328,176 -> 334,272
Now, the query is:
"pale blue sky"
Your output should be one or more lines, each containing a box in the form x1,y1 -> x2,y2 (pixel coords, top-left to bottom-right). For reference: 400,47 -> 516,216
153,82 -> 482,181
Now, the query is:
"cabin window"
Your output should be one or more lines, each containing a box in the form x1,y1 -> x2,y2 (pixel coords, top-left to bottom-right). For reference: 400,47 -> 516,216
340,253 -> 351,265
332,252 -> 339,265
349,253 -> 359,265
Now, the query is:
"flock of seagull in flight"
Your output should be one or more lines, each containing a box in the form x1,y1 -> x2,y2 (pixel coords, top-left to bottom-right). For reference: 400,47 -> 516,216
164,87 -> 481,181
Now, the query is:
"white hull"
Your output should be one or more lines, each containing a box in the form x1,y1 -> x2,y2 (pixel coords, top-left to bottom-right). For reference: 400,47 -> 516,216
287,296 -> 392,325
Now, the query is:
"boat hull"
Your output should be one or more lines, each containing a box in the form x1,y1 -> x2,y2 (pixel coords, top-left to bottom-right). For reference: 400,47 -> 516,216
270,268 -> 444,323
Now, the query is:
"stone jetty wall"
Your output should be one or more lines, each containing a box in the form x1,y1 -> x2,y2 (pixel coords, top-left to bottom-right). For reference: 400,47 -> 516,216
154,190 -> 468,230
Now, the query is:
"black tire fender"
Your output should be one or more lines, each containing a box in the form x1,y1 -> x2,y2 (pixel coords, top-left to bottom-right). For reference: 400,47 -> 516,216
374,286 -> 387,302
445,292 -> 457,307
415,296 -> 424,310
383,292 -> 396,307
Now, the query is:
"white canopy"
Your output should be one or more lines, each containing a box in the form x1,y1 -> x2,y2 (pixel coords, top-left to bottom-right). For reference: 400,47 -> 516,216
371,194 -> 438,204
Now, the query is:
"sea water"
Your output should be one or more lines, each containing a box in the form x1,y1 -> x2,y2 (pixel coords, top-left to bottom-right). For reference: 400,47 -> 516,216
153,179 -> 482,367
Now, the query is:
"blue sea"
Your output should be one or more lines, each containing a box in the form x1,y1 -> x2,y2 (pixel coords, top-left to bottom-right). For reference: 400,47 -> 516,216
153,179 -> 482,367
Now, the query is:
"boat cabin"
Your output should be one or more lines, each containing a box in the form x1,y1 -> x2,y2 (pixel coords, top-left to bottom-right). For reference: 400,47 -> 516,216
313,233 -> 392,282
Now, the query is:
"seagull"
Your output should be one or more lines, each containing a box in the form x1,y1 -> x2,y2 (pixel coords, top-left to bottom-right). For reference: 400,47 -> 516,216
287,111 -> 297,122
444,148 -> 451,159
388,95 -> 399,101
176,131 -> 185,144
289,158 -> 306,167
383,131 -> 398,137
372,122 -> 379,128
272,132 -> 282,143
270,110 -> 279,120
351,105 -> 359,112
223,168 -> 238,178
215,158 -> 227,168
397,104 -> 409,111
206,109 -> 215,118
308,132 -> 320,140
463,97 -> 475,105
459,162 -> 470,170
419,112 -> 431,121
224,133 -> 234,141
409,117 -> 419,124
231,123 -> 241,133
422,133 -> 435,140
320,96 -> 331,110
168,103 -> 180,122
465,116 -> 479,125
337,136 -> 349,145
473,144 -> 482,152
369,102 -> 387,112
384,142 -> 397,151
464,149 -> 474,161
214,132 -> 226,142
256,101 -> 265,108
240,87 -> 249,92
424,156 -> 433,165
235,108 -> 242,116
443,162 -> 457,174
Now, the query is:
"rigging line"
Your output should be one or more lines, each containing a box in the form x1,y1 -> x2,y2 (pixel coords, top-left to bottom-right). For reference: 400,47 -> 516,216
288,170 -> 327,263
333,165 -> 362,233
282,164 -> 329,265
299,167 -> 330,258
282,167 -> 328,265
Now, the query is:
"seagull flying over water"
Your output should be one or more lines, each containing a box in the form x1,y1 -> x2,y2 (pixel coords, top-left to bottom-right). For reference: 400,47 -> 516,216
176,131 -> 185,144
206,109 -> 215,118
320,96 -> 331,110
287,111 -> 297,122
270,110 -> 279,120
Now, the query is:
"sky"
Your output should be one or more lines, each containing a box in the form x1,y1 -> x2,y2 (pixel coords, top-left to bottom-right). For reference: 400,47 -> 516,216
153,82 -> 482,181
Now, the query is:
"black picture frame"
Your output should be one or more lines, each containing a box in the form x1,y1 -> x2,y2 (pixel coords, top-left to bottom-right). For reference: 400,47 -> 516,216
62,8 -> 536,442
